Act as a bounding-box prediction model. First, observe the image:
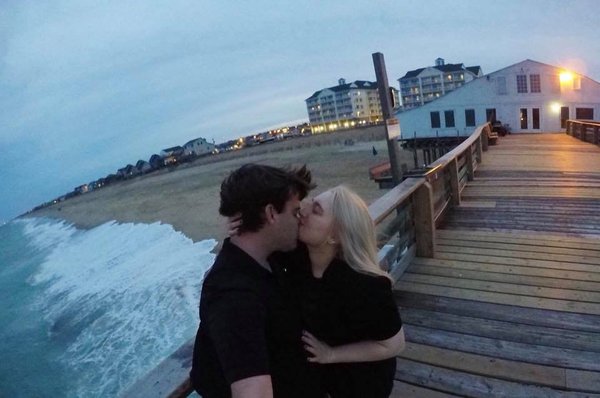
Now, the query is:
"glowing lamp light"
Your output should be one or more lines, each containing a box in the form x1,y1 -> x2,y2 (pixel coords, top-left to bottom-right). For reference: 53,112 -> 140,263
559,71 -> 574,83
551,103 -> 561,113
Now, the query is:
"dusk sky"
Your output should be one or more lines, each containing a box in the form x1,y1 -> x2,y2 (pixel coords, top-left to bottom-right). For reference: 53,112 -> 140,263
1,0 -> 599,222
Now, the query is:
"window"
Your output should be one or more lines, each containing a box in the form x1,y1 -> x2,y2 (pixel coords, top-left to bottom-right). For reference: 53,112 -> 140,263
496,76 -> 507,95
486,108 -> 497,123
517,75 -> 528,93
576,108 -> 594,120
532,108 -> 540,129
530,74 -> 541,93
444,110 -> 455,128
430,111 -> 441,128
465,109 -> 476,127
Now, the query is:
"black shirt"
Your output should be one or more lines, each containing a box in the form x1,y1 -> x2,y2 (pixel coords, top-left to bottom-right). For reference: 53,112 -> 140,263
282,247 -> 403,398
190,239 -> 323,398
190,239 -> 274,398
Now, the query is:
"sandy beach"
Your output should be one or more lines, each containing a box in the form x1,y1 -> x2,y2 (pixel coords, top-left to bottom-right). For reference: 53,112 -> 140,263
30,129 -> 419,245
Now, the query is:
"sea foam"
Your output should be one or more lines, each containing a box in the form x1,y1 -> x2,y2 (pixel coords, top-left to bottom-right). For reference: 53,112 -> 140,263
19,217 -> 216,397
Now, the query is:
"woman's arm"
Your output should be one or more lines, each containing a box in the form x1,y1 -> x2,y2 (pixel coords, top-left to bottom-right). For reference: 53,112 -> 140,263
301,327 -> 405,364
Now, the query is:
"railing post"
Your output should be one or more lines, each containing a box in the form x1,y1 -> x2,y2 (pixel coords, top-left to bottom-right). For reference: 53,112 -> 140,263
449,158 -> 461,206
482,125 -> 489,152
465,145 -> 474,181
476,134 -> 483,163
594,126 -> 600,146
413,181 -> 435,258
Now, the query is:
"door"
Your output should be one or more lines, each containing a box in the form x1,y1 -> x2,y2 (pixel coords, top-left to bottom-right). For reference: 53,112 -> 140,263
560,106 -> 569,128
519,107 -> 541,132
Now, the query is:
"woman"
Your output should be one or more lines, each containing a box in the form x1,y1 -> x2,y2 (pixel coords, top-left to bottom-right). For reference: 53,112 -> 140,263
231,185 -> 405,397
280,185 -> 405,398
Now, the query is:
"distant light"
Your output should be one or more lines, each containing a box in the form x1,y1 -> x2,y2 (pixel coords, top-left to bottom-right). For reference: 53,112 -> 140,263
559,71 -> 573,83
551,103 -> 561,113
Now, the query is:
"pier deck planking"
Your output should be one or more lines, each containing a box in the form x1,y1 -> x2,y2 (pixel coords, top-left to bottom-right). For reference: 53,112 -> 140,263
393,133 -> 600,396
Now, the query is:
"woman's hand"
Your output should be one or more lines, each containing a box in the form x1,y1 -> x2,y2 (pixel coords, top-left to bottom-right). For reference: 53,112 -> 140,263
302,331 -> 334,364
226,215 -> 242,237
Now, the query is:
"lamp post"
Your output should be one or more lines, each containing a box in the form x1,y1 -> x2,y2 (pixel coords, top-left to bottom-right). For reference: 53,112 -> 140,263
372,52 -> 403,186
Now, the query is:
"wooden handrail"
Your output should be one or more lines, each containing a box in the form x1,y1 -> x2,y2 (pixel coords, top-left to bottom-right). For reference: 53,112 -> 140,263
368,177 -> 423,224
566,119 -> 600,146
128,122 -> 493,398
567,119 -> 600,127
428,122 -> 489,170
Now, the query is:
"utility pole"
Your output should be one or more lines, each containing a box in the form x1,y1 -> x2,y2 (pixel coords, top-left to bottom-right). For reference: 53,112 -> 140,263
372,52 -> 403,186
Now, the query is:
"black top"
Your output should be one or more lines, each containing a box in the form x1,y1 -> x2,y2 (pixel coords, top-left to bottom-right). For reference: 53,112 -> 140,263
190,239 -> 273,398
278,247 -> 402,398
190,239 -> 323,398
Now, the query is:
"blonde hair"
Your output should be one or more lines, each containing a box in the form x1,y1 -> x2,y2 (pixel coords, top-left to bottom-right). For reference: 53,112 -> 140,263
330,185 -> 392,281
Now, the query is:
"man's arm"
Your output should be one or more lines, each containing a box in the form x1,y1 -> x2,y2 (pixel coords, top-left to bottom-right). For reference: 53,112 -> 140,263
231,375 -> 273,398
207,288 -> 273,396
301,327 -> 405,364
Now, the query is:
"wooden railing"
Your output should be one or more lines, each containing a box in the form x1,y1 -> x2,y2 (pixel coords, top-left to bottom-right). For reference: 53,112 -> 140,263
566,119 -> 600,145
371,122 -> 489,279
123,122 -> 493,398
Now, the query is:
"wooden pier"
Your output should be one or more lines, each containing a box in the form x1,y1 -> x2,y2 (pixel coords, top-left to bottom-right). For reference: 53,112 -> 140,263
130,121 -> 600,398
391,127 -> 600,396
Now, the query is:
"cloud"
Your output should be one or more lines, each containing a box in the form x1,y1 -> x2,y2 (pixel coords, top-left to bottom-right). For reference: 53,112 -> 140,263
1,0 -> 599,222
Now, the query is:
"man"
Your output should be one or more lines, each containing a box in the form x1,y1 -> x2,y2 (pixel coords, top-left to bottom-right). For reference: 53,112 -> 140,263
190,163 -> 315,398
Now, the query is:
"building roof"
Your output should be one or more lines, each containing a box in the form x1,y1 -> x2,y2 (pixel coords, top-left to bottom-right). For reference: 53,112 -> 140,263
161,146 -> 184,153
466,66 -> 482,75
400,63 -> 482,80
396,58 -> 600,116
487,59 -> 600,84
183,138 -> 211,147
306,80 -> 378,101
402,68 -> 426,79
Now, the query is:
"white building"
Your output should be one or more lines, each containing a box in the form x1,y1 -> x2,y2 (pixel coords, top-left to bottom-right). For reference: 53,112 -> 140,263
183,138 -> 215,156
399,58 -> 483,109
396,59 -> 600,139
306,78 -> 399,133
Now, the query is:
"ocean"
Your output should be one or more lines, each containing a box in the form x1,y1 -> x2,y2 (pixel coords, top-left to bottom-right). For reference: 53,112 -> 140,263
0,217 -> 217,397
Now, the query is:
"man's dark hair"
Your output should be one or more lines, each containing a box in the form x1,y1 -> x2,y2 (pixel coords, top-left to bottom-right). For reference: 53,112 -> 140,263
219,164 -> 315,233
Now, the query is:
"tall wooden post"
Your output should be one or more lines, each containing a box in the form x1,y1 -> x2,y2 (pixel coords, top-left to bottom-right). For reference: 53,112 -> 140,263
413,182 -> 435,257
449,158 -> 461,206
482,125 -> 489,151
476,136 -> 483,163
373,52 -> 403,185
466,145 -> 474,181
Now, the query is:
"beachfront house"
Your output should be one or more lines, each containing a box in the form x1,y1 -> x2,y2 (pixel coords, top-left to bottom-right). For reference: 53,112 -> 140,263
149,154 -> 164,169
305,78 -> 399,134
135,160 -> 153,174
90,178 -> 106,190
74,184 -> 89,194
399,58 -> 483,109
105,174 -> 119,184
160,146 -> 184,165
215,138 -> 243,152
117,164 -> 138,179
396,59 -> 600,139
183,137 -> 216,157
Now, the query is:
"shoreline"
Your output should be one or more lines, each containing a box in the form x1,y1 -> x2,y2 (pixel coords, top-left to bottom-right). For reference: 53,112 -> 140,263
29,128 -> 420,247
